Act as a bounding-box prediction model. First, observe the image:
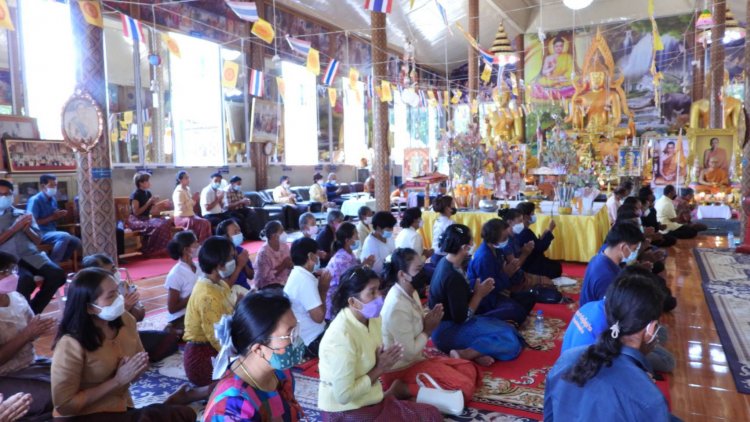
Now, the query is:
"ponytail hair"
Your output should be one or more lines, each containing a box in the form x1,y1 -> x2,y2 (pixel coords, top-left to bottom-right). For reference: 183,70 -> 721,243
167,230 -> 197,260
331,266 -> 379,317
332,222 -> 357,254
497,208 -> 521,222
563,267 -> 665,387
381,248 -> 418,291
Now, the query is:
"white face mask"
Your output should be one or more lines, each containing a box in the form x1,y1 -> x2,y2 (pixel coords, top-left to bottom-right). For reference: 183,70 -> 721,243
622,244 -> 640,264
365,216 -> 373,225
92,295 -> 125,321
529,215 -> 537,225
306,225 -> 319,236
219,259 -> 237,279
643,208 -> 651,218
231,233 -> 243,247
512,223 -> 524,234
46,187 -> 57,197
279,232 -> 288,243
0,196 -> 11,211
495,239 -> 509,249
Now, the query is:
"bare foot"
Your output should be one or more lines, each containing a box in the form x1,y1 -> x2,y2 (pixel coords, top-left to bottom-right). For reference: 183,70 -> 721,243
474,356 -> 495,367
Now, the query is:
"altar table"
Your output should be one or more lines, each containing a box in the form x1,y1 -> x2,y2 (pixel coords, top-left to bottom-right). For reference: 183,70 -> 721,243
341,197 -> 376,217
419,204 -> 609,263
696,205 -> 732,220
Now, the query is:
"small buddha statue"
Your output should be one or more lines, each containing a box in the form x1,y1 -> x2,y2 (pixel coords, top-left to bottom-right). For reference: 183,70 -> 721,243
491,90 -> 524,144
689,71 -> 742,129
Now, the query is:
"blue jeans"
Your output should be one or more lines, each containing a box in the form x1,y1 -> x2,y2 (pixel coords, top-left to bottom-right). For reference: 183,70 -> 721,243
41,231 -> 81,262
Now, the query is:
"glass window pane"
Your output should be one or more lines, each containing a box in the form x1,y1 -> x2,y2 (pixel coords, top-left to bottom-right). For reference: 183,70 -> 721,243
20,0 -> 76,139
221,48 -> 246,164
0,30 -> 12,115
282,61 -> 317,165
317,86 -> 330,162
343,79 -> 366,166
144,29 -> 172,164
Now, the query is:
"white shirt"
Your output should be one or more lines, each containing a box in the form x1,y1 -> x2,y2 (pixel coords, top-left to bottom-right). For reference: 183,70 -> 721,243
200,184 -> 223,216
395,226 -> 424,257
381,284 -> 427,370
164,261 -> 198,321
655,195 -> 682,232
361,233 -> 395,274
432,215 -> 454,254
0,292 -> 34,376
606,194 -> 620,225
283,266 -> 326,345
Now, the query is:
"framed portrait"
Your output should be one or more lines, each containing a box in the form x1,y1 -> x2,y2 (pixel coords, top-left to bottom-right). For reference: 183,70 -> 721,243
652,137 -> 688,186
250,98 -> 281,143
687,128 -> 738,184
4,139 -> 77,173
0,116 -> 39,140
403,148 -> 430,178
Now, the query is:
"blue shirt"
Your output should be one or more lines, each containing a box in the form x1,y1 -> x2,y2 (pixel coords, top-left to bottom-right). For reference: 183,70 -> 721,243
561,299 -> 608,352
26,191 -> 58,233
500,235 -> 525,286
467,242 -> 511,314
234,245 -> 253,290
544,345 -> 672,422
580,252 -> 621,306
325,182 -> 340,202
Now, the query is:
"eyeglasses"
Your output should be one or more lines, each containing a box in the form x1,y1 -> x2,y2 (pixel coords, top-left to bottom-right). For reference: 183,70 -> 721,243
266,325 -> 300,350
0,266 -> 17,276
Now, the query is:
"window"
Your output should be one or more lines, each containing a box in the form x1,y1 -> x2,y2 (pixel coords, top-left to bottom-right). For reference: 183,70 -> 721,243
343,79 -> 367,165
169,32 -> 224,166
0,30 -> 13,115
282,61 -> 317,165
20,0 -> 76,138
317,78 -> 344,163
222,47 -> 247,164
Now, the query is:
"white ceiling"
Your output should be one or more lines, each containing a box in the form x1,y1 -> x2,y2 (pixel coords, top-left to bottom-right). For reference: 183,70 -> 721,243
275,0 -> 748,72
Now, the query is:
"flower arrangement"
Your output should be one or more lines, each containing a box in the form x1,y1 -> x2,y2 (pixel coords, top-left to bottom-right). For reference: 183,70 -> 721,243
451,124 -> 488,208
540,127 -> 577,174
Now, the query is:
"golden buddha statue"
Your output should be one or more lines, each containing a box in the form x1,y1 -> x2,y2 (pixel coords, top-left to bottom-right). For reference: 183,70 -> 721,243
697,156 -> 731,193
491,90 -> 524,144
690,71 -> 742,129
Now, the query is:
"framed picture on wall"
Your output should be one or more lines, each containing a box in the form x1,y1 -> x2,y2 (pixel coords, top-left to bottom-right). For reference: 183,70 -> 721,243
4,139 -> 77,173
16,181 -> 39,203
0,116 -> 39,139
250,98 -> 281,143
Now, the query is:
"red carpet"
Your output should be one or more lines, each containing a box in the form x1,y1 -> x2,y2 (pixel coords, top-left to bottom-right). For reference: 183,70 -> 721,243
561,262 -> 587,278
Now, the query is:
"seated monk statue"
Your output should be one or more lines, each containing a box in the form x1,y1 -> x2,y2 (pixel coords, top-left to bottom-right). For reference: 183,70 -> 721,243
491,90 -> 524,144
697,157 -> 730,193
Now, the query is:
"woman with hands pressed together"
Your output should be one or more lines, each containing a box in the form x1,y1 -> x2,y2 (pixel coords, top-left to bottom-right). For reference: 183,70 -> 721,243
317,266 -> 442,421
515,202 -> 562,279
324,222 -> 375,321
254,221 -> 292,289
51,267 -> 194,420
381,248 -> 481,402
429,225 -> 523,367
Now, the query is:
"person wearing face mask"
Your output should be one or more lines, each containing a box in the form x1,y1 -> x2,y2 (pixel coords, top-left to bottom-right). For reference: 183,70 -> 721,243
467,219 -> 536,326
164,231 -> 199,337
216,219 -> 255,290
26,174 -> 82,264
545,267 -> 676,421
183,236 -> 238,387
298,212 -> 319,239
283,238 -> 333,358
222,175 -> 258,241
429,225 -> 523,367
127,172 -> 173,255
497,208 -> 536,286
355,206 -> 374,258
173,170 -> 212,243
655,184 -> 702,239
580,223 -> 645,307
0,179 -> 66,315
325,172 -> 345,206
52,268 -> 195,420
562,268 -> 676,373
309,173 -> 336,211
360,211 -> 397,274
515,202 -> 562,279
318,266 -> 443,420
430,195 -> 457,265
204,291 -> 304,421
254,221 -> 292,289
316,210 -> 345,267
325,223 -> 376,320
395,207 -> 433,262
623,196 -> 672,251
200,172 -> 231,230
0,252 -> 55,421
380,248 -> 481,403
638,187 -> 677,248
605,186 -> 629,226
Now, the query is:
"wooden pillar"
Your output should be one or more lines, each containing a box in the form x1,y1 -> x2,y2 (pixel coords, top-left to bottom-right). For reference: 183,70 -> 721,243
709,0 -> 726,128
252,0 -> 268,190
69,0 -> 117,259
371,11 -> 390,211
514,35 -> 525,106
467,0 -> 479,102
691,13 -> 704,102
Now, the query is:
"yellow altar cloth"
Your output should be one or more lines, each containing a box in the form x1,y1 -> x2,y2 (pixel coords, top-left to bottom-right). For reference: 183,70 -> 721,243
419,206 -> 609,263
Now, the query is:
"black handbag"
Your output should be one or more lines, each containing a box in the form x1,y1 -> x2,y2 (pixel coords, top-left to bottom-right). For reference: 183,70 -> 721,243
529,284 -> 564,304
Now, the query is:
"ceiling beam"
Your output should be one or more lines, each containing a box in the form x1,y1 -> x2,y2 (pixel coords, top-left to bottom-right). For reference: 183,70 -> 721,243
483,0 -> 525,34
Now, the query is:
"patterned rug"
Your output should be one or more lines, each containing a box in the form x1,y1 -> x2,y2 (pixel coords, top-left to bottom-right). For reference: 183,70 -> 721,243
693,248 -> 750,394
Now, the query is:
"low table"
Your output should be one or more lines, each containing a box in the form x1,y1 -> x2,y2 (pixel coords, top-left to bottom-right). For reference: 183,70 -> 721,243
696,205 -> 732,220
341,197 -> 376,217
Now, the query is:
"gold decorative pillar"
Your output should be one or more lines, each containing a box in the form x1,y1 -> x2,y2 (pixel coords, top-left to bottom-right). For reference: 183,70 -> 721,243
371,11 -> 390,211
69,0 -> 117,259
468,0 -> 479,102
709,0 -> 726,128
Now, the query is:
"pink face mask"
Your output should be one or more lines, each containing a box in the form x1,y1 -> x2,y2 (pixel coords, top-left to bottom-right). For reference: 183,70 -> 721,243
0,274 -> 18,294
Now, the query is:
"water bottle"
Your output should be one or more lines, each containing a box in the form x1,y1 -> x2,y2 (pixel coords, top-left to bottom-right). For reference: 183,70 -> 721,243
534,310 -> 544,334
728,231 -> 735,248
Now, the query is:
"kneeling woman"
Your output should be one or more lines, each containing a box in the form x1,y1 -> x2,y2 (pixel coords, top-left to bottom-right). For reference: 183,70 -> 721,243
381,248 -> 481,402
429,225 -> 523,366
51,268 -> 194,420
318,266 -> 442,421
204,291 -> 304,421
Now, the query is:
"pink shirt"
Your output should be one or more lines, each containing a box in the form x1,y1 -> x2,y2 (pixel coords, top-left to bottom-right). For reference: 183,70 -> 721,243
253,242 -> 291,288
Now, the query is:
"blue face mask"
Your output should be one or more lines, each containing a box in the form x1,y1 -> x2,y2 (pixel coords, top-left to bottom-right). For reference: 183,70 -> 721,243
0,196 -> 11,211
211,182 -> 221,190
311,253 -> 321,272
622,244 -> 640,264
233,184 -> 242,192
352,240 -> 361,250
266,337 -> 306,370
382,230 -> 393,239
495,239 -> 509,249
231,233 -> 243,247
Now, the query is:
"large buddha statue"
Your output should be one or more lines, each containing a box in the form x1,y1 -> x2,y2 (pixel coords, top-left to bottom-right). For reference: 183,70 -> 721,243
690,71 -> 742,129
491,90 -> 524,144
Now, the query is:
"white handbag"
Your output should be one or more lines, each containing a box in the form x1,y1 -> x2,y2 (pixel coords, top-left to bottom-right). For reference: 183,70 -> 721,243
415,372 -> 464,416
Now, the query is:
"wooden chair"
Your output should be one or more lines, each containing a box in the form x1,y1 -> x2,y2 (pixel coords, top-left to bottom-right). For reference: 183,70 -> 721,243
17,201 -> 80,271
114,197 -> 143,259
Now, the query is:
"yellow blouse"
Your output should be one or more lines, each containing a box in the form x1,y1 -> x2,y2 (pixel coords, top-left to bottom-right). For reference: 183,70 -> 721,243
309,183 -> 327,203
317,307 -> 384,412
172,185 -> 195,218
183,277 -> 234,351
51,312 -> 144,417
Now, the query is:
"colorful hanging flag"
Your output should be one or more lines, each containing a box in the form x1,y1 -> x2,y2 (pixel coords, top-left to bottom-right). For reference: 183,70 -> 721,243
222,61 -> 239,88
162,34 -> 181,58
380,80 -> 392,102
364,0 -> 394,14
367,76 -> 375,98
323,59 -> 340,86
374,86 -> 382,98
286,35 -> 312,55
479,47 -> 496,65
437,90 -> 444,107
251,18 -> 275,44
328,87 -> 337,107
348,68 -> 359,90
0,0 -> 13,31
427,90 -> 436,107
410,0 -> 416,10
249,68 -> 264,97
451,89 -> 462,104
121,14 -> 145,43
276,76 -> 286,101
79,1 -> 103,28
471,99 -> 478,115
418,90 -> 427,107
441,90 -> 448,107
481,63 -> 492,83
306,48 -> 320,75
510,74 -> 519,96
226,1 -> 259,22
435,0 -> 449,29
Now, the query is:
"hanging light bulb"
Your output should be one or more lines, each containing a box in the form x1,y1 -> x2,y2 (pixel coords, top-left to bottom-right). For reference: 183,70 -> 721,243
562,0 -> 593,11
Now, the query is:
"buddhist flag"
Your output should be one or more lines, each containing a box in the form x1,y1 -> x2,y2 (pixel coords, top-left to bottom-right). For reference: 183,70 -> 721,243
471,99 -> 478,115
380,80 -> 392,102
364,0 -> 394,14
306,48 -> 320,75
374,85 -> 382,99
451,89 -> 462,104
79,1 -> 103,28
0,0 -> 12,31
252,18 -> 275,44
276,76 -> 286,101
222,61 -> 239,88
249,68 -> 264,97
349,68 -> 359,90
163,34 -> 181,58
481,63 -> 492,83
442,90 -> 449,107
328,87 -> 337,107
226,1 -> 259,22
647,0 -> 655,17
